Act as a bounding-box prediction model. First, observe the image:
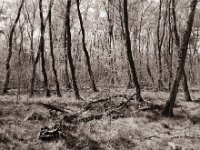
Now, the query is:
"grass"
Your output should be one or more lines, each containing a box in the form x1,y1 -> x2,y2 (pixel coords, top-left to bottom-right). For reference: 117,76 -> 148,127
0,88 -> 200,150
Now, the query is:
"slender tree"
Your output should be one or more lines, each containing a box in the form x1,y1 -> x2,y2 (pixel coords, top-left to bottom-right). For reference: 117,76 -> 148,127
30,0 -> 53,97
171,0 -> 192,102
48,0 -> 62,97
39,0 -> 51,97
76,0 -> 98,92
157,0 -> 167,90
24,0 -> 37,64
162,0 -> 198,117
123,0 -> 143,102
2,0 -> 25,94
65,0 -> 81,99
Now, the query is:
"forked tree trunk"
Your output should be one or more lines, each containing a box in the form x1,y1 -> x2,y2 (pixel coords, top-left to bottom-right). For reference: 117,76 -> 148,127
2,0 -> 25,94
39,0 -> 51,97
76,0 -> 98,92
65,0 -> 81,99
162,0 -> 197,117
48,1 -> 62,97
30,0 -> 53,97
171,0 -> 192,102
123,0 -> 143,102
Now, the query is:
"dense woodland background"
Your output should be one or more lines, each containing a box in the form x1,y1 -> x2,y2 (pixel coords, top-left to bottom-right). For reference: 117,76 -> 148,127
0,0 -> 200,149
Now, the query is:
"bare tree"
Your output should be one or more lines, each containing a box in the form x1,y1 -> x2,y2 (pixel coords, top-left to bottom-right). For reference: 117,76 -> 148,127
2,0 -> 25,94
76,0 -> 98,92
123,0 -> 143,102
24,0 -> 37,64
170,0 -> 192,102
162,0 -> 198,117
30,0 -> 53,97
157,0 -> 167,90
48,0 -> 62,97
65,0 -> 81,99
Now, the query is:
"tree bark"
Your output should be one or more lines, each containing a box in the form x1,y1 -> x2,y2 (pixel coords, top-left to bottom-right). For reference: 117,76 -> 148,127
76,0 -> 98,92
30,0 -> 53,97
65,0 -> 81,99
162,0 -> 197,117
48,0 -> 62,97
146,29 -> 155,85
182,71 -> 192,101
63,21 -> 71,89
2,0 -> 25,94
171,0 -> 192,101
123,0 -> 143,102
39,0 -> 51,97
157,0 -> 167,90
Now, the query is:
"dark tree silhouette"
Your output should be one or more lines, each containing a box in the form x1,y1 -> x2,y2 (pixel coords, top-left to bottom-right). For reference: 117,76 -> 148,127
48,0 -> 62,97
162,0 -> 198,117
2,0 -> 25,94
123,0 -> 143,102
76,0 -> 98,92
170,0 -> 192,102
65,0 -> 81,99
30,0 -> 53,97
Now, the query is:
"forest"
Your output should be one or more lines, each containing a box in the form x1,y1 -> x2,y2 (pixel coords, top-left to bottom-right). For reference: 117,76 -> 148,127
0,0 -> 200,149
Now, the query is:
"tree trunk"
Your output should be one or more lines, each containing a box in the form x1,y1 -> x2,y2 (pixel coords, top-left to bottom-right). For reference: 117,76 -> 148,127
182,71 -> 192,101
162,0 -> 197,117
63,23 -> 71,89
76,0 -> 98,92
2,0 -> 25,94
157,0 -> 167,90
171,0 -> 192,101
146,30 -> 155,85
39,0 -> 51,97
30,0 -> 53,97
123,0 -> 143,102
65,0 -> 81,99
17,21 -> 24,100
48,1 -> 62,97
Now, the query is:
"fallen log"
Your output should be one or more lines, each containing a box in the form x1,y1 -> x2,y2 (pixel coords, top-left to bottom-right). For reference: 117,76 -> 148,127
38,102 -> 73,113
84,94 -> 135,111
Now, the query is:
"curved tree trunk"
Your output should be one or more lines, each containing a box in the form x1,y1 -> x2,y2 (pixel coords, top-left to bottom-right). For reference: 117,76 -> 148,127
76,0 -> 98,92
48,1 -> 62,97
39,0 -> 51,97
171,0 -> 192,101
2,0 -> 25,94
123,0 -> 143,102
65,0 -> 81,99
162,0 -> 197,117
30,0 -> 53,97
157,0 -> 167,91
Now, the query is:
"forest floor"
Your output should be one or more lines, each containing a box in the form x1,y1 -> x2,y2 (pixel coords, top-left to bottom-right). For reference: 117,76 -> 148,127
0,88 -> 200,150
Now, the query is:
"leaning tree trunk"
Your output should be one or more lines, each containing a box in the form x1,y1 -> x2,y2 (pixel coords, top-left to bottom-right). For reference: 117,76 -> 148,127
123,0 -> 143,102
30,0 -> 52,97
2,0 -> 25,94
171,0 -> 192,102
39,0 -> 51,97
48,1 -> 62,97
65,0 -> 81,99
76,0 -> 98,92
182,71 -> 192,101
157,0 -> 167,91
162,0 -> 197,117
